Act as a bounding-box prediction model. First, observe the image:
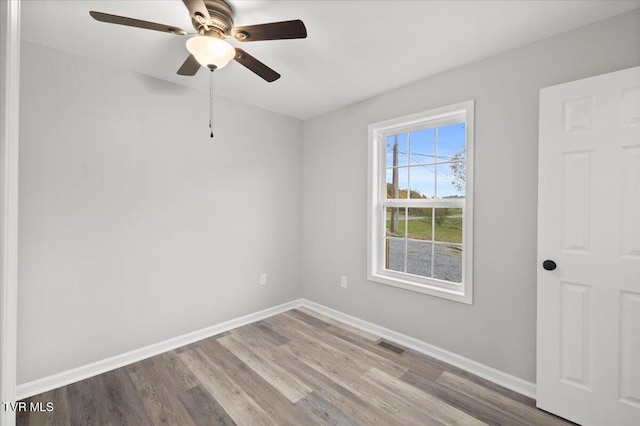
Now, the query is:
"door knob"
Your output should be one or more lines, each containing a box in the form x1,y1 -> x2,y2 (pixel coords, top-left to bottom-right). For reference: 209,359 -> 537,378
542,260 -> 557,271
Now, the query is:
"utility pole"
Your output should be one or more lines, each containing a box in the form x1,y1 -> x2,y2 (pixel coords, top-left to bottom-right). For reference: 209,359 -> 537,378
391,135 -> 399,233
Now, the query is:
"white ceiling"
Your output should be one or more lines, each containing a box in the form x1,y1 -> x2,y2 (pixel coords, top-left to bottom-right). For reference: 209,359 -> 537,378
20,0 -> 640,119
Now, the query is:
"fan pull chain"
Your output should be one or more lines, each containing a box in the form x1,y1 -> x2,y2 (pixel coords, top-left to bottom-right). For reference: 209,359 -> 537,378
209,69 -> 214,138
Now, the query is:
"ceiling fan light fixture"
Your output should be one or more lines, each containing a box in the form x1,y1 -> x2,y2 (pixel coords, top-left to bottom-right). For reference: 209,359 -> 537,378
186,36 -> 236,70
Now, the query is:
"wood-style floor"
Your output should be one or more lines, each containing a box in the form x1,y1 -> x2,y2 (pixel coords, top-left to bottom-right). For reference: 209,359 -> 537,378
18,308 -> 572,425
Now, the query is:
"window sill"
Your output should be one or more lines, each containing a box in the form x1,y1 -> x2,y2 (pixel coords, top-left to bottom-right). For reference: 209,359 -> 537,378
368,271 -> 472,304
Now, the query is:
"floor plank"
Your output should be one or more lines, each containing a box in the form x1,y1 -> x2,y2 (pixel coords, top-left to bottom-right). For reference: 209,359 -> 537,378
437,371 -> 569,426
197,338 -> 312,426
65,375 -> 110,425
126,360 -> 196,425
217,332 -> 313,403
363,367 -> 484,426
251,320 -> 291,346
290,308 -> 444,381
177,385 -> 236,426
17,309 -> 574,426
178,347 -> 276,425
279,340 -> 445,425
400,369 -> 530,426
295,391 -> 358,426
275,313 -> 409,378
232,324 -> 401,425
296,307 -> 381,342
100,367 -> 154,425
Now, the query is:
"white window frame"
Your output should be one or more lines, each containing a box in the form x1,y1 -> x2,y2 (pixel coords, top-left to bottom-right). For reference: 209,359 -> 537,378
367,100 -> 474,304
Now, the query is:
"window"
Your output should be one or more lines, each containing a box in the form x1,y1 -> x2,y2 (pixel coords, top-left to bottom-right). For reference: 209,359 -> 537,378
367,100 -> 474,304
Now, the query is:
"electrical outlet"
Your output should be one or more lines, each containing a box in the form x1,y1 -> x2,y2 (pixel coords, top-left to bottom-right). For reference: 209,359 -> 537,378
260,273 -> 267,285
340,275 -> 348,288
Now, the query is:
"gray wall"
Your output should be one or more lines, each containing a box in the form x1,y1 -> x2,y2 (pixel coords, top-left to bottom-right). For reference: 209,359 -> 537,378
301,10 -> 640,382
18,42 -> 303,384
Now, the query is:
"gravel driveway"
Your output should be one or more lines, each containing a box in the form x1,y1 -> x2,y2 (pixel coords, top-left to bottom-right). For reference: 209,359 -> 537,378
387,239 -> 462,282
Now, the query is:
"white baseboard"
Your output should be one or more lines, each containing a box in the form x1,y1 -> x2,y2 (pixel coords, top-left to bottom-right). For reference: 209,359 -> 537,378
16,299 -> 304,400
17,297 -> 536,401
300,299 -> 537,399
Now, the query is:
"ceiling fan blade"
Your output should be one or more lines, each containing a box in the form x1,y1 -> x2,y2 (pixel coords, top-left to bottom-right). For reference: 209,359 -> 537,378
231,20 -> 307,42
234,49 -> 280,82
182,0 -> 211,22
177,54 -> 201,76
89,11 -> 187,35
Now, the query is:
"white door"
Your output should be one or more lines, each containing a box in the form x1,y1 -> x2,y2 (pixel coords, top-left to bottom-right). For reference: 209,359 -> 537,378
537,66 -> 640,425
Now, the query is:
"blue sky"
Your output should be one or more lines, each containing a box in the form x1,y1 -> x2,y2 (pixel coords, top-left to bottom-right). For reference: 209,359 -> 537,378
386,122 -> 465,198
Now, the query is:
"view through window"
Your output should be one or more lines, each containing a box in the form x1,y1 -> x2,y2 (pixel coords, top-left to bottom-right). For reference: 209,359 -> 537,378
385,123 -> 465,282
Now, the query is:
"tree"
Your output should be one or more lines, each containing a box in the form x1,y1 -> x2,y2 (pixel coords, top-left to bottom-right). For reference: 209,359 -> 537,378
434,208 -> 449,226
449,148 -> 466,193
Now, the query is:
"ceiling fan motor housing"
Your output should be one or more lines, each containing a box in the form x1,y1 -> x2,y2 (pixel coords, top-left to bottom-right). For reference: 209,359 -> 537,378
193,0 -> 235,38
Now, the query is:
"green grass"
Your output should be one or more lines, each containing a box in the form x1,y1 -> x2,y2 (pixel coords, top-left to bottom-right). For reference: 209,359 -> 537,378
386,214 -> 462,244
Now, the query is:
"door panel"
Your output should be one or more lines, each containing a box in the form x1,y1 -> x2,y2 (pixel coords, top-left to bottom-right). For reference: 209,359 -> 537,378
559,281 -> 591,390
621,147 -> 640,258
619,291 -> 640,408
561,151 -> 591,252
537,66 -> 640,425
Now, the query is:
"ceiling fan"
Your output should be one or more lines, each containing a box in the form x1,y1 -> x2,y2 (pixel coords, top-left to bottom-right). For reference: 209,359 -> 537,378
89,0 -> 307,82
